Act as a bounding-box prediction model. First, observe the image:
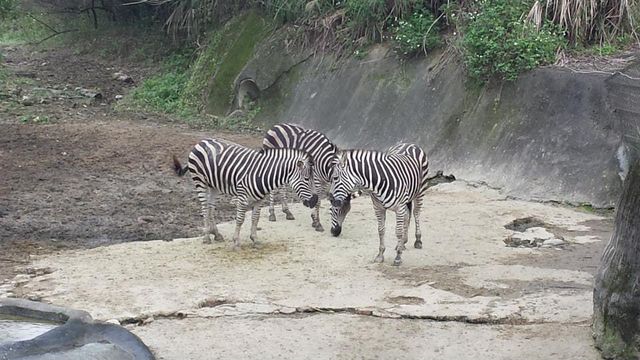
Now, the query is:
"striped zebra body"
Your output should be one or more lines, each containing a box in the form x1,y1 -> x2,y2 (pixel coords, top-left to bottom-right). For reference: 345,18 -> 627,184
173,138 -> 318,249
262,123 -> 338,232
329,144 -> 428,266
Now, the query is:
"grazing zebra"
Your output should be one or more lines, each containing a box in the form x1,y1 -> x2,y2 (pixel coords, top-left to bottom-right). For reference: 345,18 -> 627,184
262,123 -> 338,232
173,138 -> 318,249
328,143 -> 428,266
330,170 -> 456,237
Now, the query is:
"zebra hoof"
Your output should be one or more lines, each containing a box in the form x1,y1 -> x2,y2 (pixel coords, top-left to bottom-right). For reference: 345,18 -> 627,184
214,234 -> 225,242
414,240 -> 422,249
285,213 -> 295,220
202,235 -> 213,244
393,258 -> 402,266
251,241 -> 263,249
268,214 -> 277,222
373,255 -> 384,263
231,244 -> 241,251
314,224 -> 325,232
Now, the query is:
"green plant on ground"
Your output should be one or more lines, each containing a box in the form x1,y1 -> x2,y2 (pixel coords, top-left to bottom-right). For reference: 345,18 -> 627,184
127,51 -> 195,116
219,104 -> 262,131
20,114 -> 50,124
463,0 -> 565,82
392,8 -> 441,57
0,0 -> 15,20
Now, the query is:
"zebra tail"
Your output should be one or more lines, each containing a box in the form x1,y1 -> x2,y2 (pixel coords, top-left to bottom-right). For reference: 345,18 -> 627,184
172,155 -> 189,177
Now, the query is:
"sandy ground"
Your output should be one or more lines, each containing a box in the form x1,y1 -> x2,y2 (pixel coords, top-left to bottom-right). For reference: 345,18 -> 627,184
1,182 -> 610,359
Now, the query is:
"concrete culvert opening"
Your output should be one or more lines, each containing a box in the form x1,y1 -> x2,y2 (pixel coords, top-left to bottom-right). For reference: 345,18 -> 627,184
234,78 -> 260,111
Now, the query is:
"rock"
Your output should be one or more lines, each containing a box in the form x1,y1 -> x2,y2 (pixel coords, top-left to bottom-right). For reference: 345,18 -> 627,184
142,316 -> 154,325
505,227 -> 562,247
112,72 -> 134,84
137,216 -> 156,224
355,308 -> 373,316
75,87 -> 102,99
21,96 -> 34,106
543,238 -> 565,246
105,319 -> 120,325
278,307 -> 297,314
115,95 -> 124,100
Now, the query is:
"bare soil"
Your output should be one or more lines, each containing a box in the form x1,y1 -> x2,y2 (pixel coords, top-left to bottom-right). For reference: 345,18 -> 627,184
0,45 -> 262,282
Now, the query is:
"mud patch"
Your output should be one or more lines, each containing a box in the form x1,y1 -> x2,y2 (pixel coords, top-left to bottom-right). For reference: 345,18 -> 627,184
504,217 -> 547,232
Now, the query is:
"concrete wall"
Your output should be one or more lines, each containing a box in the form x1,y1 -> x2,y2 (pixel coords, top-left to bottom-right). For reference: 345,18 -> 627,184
237,42 -> 637,207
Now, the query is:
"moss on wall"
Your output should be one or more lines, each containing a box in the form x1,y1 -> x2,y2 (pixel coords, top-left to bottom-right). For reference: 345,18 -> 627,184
182,11 -> 274,116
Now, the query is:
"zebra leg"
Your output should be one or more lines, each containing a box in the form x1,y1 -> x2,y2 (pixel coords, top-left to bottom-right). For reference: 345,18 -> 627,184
311,200 -> 324,232
249,205 -> 262,247
268,191 -> 277,222
373,199 -> 386,263
197,187 -> 214,244
232,201 -> 248,251
393,205 -> 409,266
413,196 -> 424,249
206,188 -> 224,243
281,190 -> 295,220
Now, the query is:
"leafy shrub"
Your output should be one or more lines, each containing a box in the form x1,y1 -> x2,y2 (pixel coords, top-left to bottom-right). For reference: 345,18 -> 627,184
392,9 -> 441,57
463,0 -> 565,81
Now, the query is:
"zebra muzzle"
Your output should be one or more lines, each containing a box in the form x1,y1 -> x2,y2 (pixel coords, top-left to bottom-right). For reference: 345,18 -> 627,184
331,225 -> 342,237
303,194 -> 319,208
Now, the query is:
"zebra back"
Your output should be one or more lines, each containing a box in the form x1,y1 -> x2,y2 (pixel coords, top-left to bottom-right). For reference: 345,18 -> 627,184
333,149 -> 422,209
263,123 -> 337,184
187,138 -> 315,201
386,143 -> 429,197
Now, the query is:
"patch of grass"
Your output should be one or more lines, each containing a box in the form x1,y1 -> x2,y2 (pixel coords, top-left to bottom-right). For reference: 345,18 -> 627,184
126,51 -> 196,117
19,114 -> 50,124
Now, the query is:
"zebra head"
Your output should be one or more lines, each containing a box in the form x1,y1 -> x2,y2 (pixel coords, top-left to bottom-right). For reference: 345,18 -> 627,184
290,152 -> 318,209
330,190 -> 362,237
328,152 -> 359,209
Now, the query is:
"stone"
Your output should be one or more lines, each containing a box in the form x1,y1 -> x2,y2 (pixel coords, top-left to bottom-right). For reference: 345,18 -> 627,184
543,239 -> 565,246
112,72 -> 134,84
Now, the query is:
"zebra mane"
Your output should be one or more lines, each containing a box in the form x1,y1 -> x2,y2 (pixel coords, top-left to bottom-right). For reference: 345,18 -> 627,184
259,147 -> 315,166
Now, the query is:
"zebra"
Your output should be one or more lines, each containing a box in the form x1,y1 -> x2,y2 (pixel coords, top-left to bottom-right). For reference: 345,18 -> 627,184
173,138 -> 318,249
328,143 -> 429,266
330,170 -> 456,237
262,123 -> 338,232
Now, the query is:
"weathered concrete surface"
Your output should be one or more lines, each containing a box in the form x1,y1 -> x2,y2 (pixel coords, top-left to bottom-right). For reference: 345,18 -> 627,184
246,44 -> 638,207
1,182 -> 611,359
135,315 -> 598,360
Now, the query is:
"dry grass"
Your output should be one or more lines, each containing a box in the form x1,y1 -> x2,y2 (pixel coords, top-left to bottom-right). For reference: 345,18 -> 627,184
528,0 -> 638,44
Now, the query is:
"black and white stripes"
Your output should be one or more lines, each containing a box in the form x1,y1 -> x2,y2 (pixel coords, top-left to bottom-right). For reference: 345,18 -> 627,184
173,138 -> 318,249
262,123 -> 338,231
328,144 -> 428,265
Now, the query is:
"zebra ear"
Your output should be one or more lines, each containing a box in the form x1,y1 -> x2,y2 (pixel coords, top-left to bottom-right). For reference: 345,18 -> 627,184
350,190 -> 362,199
297,160 -> 305,169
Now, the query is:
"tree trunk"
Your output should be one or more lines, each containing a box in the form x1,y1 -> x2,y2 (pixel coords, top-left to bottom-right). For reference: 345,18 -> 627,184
593,158 -> 640,359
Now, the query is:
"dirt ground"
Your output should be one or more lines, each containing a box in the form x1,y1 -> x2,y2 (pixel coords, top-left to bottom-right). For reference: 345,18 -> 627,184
0,44 -> 261,282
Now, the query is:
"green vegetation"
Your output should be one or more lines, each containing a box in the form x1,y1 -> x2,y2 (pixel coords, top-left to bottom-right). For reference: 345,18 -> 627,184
462,0 -> 565,81
0,0 -> 15,19
392,9 -> 441,57
19,114 -> 50,124
127,52 -> 195,116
